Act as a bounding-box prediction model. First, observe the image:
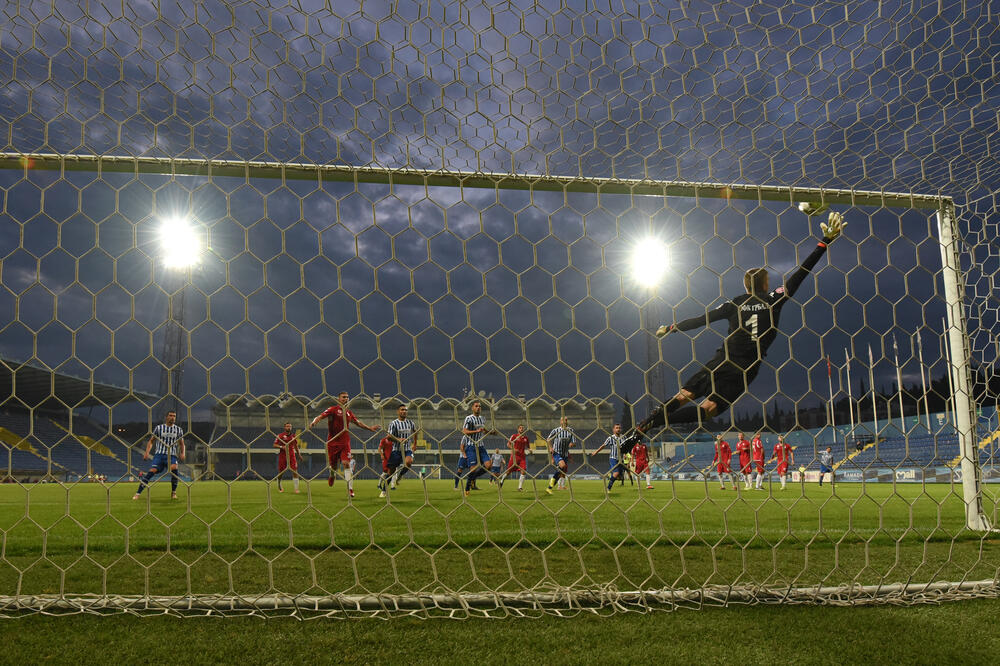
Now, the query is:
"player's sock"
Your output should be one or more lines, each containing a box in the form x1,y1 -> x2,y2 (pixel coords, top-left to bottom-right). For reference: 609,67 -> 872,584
277,477 -> 283,491
607,475 -> 615,490
518,473 -> 525,490
293,477 -> 299,492
345,467 -> 353,491
135,470 -> 154,495
466,467 -> 484,492
454,472 -> 461,488
170,471 -> 179,493
646,473 -> 651,486
780,476 -> 786,489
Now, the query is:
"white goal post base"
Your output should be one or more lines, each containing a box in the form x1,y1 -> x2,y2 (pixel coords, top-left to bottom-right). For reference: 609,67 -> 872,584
3,580 -> 998,618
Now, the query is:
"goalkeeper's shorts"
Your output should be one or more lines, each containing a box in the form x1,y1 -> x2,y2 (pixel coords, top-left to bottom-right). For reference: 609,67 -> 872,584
681,352 -> 760,411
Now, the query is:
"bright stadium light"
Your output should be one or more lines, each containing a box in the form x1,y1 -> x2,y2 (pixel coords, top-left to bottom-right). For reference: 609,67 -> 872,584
159,216 -> 201,269
631,237 -> 670,288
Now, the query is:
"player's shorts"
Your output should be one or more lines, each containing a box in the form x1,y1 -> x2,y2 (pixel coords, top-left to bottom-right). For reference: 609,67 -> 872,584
403,449 -> 413,459
681,352 -> 760,411
777,462 -> 789,475
634,461 -> 650,474
464,444 -> 489,466
508,454 -> 527,472
753,460 -> 765,473
716,463 -> 731,474
608,457 -> 623,475
277,450 -> 298,472
387,450 -> 403,468
739,458 -> 752,474
149,453 -> 178,472
457,452 -> 471,469
552,452 -> 569,468
819,464 -> 832,474
326,439 -> 351,465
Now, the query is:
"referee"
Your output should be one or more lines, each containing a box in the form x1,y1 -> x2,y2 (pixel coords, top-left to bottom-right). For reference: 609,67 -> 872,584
819,446 -> 834,487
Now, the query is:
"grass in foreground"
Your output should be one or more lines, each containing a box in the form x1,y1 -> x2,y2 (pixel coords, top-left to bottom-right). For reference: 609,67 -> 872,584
5,598 -> 1000,665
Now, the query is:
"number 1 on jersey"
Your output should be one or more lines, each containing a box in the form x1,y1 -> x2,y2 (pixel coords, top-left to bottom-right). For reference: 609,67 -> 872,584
746,313 -> 759,340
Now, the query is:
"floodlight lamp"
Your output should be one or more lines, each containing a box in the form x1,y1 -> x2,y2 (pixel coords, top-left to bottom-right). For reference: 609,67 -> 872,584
160,216 -> 201,269
631,238 -> 669,288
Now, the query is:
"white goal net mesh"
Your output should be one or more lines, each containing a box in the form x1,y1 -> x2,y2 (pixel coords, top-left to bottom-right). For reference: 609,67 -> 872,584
0,2 -> 999,618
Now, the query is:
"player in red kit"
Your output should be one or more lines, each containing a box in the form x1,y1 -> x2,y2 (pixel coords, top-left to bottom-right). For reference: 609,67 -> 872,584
751,431 -> 766,490
632,440 -> 653,489
735,432 -> 752,490
377,435 -> 395,498
499,424 -> 530,491
308,390 -> 379,498
773,435 -> 795,490
273,421 -> 301,493
712,433 -> 737,490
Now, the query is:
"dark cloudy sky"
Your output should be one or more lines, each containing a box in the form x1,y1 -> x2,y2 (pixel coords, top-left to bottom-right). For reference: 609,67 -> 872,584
0,1 -> 996,424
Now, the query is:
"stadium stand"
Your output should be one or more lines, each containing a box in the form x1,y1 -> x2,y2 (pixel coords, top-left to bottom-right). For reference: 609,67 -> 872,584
0,358 -> 157,480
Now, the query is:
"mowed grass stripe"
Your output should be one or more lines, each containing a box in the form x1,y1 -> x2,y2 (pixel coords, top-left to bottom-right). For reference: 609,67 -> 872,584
0,480 -> 989,551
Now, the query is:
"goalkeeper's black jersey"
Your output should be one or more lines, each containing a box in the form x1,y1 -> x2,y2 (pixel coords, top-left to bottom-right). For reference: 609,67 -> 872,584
673,243 -> 829,365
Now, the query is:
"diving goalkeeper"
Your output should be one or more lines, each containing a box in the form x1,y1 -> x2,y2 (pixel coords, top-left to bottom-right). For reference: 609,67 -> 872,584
624,207 -> 846,446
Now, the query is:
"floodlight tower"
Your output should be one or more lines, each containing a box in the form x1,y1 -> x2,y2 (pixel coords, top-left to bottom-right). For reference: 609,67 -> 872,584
157,217 -> 201,418
631,238 -> 669,413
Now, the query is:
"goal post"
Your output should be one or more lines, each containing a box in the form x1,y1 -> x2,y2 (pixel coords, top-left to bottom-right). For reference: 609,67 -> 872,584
937,203 -> 991,531
1,149 -> 995,618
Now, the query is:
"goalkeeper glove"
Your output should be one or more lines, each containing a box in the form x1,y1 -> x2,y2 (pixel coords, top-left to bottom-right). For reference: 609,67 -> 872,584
819,211 -> 846,242
655,324 -> 673,338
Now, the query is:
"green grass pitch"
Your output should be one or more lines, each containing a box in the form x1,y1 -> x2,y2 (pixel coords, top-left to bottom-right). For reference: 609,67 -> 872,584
2,477 -> 998,607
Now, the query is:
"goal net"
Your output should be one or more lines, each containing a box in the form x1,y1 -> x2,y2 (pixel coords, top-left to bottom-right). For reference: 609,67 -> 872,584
1,2 -> 999,618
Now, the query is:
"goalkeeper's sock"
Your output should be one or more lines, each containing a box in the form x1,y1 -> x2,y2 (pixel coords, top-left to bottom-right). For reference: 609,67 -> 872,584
662,405 -> 704,426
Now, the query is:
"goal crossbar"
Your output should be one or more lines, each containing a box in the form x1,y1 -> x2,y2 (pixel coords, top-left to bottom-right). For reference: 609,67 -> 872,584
0,152 -> 949,210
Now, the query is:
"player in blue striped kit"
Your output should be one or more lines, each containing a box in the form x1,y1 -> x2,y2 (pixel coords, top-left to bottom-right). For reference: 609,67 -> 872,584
461,400 -> 494,495
133,410 -> 186,500
593,423 -> 625,491
546,417 -> 577,495
385,404 -> 418,490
